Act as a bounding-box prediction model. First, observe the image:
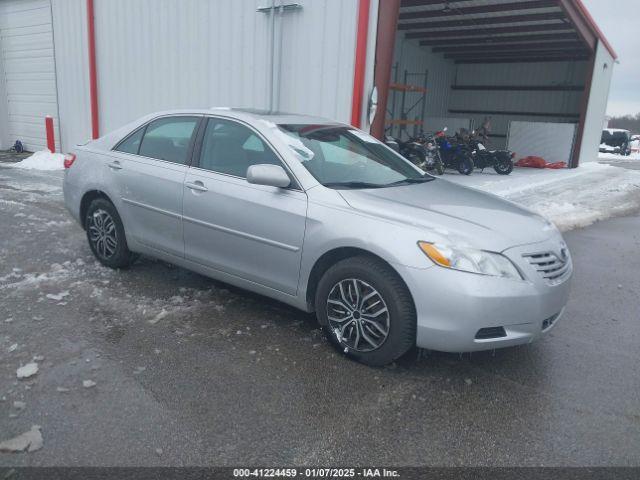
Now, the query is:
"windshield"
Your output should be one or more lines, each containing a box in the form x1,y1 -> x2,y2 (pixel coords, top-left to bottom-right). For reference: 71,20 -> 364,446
277,124 -> 431,189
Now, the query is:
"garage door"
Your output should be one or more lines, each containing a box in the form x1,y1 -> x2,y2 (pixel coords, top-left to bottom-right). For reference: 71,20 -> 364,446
0,0 -> 59,152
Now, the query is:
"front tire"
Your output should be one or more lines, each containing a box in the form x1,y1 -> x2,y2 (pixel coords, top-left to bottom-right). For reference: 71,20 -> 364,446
434,154 -> 445,175
457,156 -> 474,175
405,149 -> 426,170
85,198 -> 138,269
315,256 -> 416,366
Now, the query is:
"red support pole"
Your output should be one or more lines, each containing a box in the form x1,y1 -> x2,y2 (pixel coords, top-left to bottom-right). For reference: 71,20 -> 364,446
350,0 -> 371,129
87,0 -> 100,139
45,116 -> 55,153
370,0 -> 402,140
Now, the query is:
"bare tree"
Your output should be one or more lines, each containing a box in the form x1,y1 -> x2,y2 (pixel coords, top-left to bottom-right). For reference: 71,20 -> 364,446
608,113 -> 640,134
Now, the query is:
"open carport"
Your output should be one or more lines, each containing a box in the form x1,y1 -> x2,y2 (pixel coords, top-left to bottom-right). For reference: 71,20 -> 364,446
367,0 -> 617,167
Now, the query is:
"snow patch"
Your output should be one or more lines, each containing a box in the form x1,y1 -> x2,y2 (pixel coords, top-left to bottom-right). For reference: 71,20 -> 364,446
0,425 -> 43,453
16,363 -> 38,379
46,291 -> 69,301
9,150 -> 65,171
148,308 -> 169,325
446,162 -> 640,231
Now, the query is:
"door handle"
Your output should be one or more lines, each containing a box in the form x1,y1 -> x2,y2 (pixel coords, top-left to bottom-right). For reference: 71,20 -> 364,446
108,161 -> 123,170
185,181 -> 208,192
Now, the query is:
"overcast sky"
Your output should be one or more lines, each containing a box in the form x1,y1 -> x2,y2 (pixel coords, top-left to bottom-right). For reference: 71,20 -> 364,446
582,0 -> 640,117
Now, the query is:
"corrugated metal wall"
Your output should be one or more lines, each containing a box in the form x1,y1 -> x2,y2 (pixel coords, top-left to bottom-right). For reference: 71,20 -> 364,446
388,33 -> 455,138
50,0 -> 89,153
579,40 -> 615,163
50,0 -> 358,151
279,0 -> 357,120
451,61 -> 588,148
0,0 -> 60,151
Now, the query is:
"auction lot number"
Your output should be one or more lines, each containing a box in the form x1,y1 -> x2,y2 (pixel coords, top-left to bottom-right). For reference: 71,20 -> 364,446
233,468 -> 399,478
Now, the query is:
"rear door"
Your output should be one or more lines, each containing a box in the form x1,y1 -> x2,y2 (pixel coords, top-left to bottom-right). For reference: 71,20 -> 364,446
182,116 -> 307,295
110,115 -> 202,257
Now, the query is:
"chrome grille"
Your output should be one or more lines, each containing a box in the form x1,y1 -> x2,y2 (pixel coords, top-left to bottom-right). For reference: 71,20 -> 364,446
523,250 -> 571,284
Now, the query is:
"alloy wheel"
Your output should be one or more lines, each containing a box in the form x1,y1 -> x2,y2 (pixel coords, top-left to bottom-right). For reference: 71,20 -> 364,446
326,279 -> 390,352
88,209 -> 118,259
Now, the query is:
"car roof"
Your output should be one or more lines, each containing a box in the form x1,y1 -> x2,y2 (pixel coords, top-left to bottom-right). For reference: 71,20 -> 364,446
86,107 -> 348,155
143,107 -> 342,126
603,128 -> 630,134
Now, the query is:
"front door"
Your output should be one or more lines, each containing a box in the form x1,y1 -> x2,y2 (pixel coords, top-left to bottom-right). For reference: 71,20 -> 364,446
182,117 -> 307,296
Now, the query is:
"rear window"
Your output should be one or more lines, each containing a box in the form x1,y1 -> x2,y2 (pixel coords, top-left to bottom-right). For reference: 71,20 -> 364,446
114,127 -> 144,155
138,117 -> 199,164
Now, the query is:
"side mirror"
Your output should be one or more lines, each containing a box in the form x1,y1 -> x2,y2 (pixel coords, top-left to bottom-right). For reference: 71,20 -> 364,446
246,164 -> 291,188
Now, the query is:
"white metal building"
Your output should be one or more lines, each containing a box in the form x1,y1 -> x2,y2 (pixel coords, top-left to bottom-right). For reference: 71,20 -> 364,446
0,0 -> 616,167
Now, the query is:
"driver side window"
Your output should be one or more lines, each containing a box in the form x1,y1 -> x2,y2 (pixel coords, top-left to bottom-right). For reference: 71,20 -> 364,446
197,118 -> 282,178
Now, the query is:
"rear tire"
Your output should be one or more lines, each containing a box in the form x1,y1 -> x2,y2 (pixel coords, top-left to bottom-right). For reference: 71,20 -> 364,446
315,256 -> 416,366
494,156 -> 514,175
85,198 -> 138,269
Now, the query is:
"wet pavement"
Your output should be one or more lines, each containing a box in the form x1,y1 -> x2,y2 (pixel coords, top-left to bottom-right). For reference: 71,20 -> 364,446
0,164 -> 638,466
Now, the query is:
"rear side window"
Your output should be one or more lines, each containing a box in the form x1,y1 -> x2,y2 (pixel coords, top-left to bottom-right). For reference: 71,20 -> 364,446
114,127 -> 144,155
138,116 -> 199,164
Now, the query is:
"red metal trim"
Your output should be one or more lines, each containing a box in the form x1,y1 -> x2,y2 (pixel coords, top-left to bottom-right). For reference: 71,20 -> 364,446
573,0 -> 617,59
350,0 -> 371,128
87,0 -> 100,139
45,116 -> 55,153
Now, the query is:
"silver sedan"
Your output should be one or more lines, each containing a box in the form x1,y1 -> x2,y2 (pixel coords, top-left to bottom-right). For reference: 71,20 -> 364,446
63,108 -> 572,366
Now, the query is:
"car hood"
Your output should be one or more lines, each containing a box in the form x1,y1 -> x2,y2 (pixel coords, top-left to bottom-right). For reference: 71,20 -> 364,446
337,179 -> 556,251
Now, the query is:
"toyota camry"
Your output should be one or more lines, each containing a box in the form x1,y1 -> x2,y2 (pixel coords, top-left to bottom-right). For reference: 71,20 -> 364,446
63,108 -> 572,366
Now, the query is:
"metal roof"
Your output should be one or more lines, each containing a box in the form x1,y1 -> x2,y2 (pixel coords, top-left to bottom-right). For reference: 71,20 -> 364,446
397,0 -> 616,64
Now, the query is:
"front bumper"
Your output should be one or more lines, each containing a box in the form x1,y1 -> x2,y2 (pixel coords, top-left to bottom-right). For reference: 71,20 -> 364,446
396,238 -> 572,352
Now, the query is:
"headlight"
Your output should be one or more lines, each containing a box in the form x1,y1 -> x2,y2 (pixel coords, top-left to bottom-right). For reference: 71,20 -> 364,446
418,242 -> 522,280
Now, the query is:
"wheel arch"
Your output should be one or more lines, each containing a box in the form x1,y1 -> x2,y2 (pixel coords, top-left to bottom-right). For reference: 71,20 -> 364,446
79,190 -> 115,229
304,246 -> 415,320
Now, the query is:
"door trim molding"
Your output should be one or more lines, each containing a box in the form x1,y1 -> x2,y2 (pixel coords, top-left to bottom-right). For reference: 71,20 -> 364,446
122,197 -> 181,219
182,215 -> 300,252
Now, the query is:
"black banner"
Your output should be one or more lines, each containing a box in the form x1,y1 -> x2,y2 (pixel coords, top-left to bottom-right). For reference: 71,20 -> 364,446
1,468 -> 639,480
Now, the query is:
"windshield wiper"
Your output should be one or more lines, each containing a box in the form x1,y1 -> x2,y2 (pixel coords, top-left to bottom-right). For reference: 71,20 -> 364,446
322,181 -> 386,189
385,177 -> 435,187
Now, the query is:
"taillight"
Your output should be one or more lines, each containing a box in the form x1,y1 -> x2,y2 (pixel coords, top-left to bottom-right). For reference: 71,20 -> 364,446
64,153 -> 76,169
511,152 -> 516,159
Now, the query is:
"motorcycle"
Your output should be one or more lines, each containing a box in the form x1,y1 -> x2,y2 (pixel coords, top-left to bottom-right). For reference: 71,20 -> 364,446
434,127 -> 474,175
386,135 -> 444,175
467,128 -> 514,175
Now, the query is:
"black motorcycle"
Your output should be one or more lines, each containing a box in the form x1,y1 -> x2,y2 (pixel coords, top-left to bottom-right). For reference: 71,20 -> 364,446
467,130 -> 514,175
386,135 -> 444,175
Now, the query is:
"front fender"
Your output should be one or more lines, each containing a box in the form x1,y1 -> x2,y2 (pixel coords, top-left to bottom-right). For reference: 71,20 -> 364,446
297,198 -> 435,309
